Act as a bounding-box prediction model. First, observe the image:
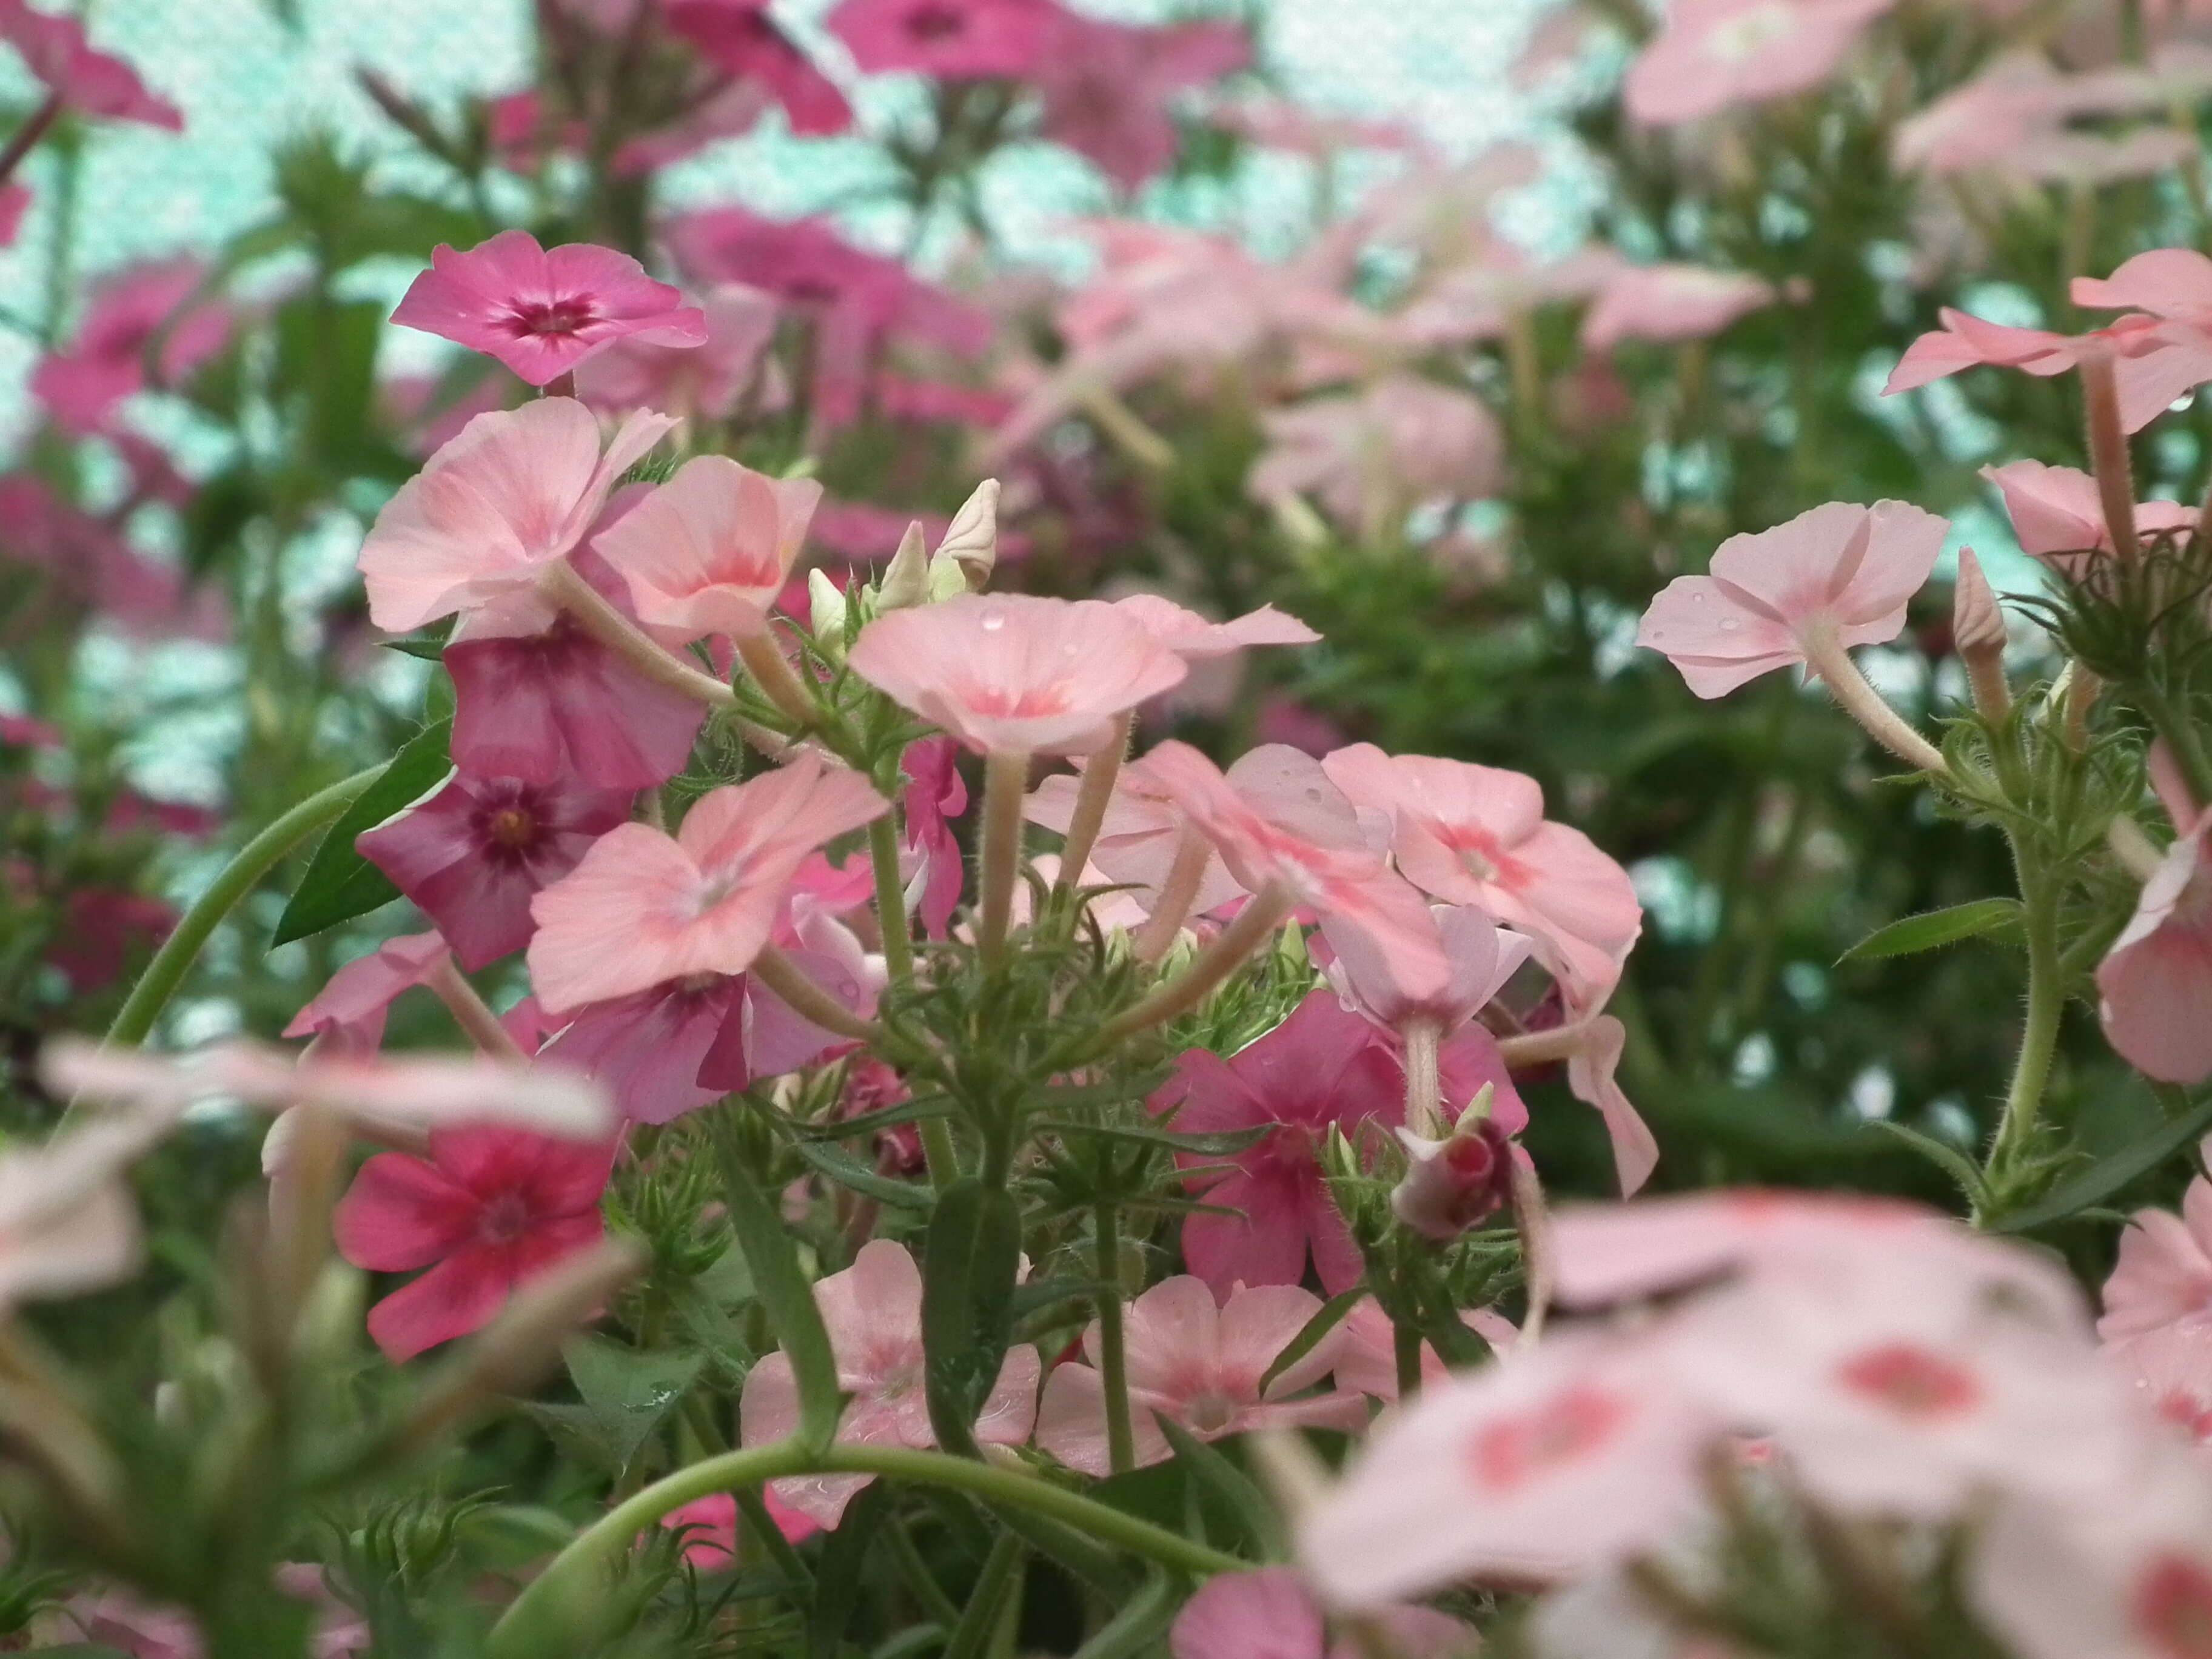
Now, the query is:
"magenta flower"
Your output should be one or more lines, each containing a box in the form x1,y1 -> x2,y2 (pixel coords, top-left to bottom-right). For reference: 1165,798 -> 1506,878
827,0 -> 1052,78
2102,1164 -> 2212,1341
356,769 -> 634,971
1634,499 -> 1946,697
281,931 -> 454,1053
392,230 -> 706,388
1033,12 -> 1250,192
0,184 -> 28,247
1983,460 -> 2197,574
1580,263 -> 1777,352
660,1 -> 853,135
333,1124 -> 617,1362
1035,1276 -> 1369,1475
1624,0 -> 1894,127
657,1490 -> 820,1565
526,751 -> 888,1012
741,1241 -> 1040,1527
31,260 -> 230,432
0,0 -> 180,129
543,975 -> 745,1127
355,398 -> 675,632
591,455 -> 822,641
900,735 -> 968,939
575,282 -> 780,421
848,593 -> 1189,757
2098,808 -> 2212,1085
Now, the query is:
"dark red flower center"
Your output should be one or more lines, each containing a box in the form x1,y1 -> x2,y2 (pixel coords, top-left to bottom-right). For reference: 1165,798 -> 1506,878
486,806 -> 540,850
2134,1555 -> 2212,1658
1835,1344 -> 1979,1419
507,297 -> 599,338
477,1191 -> 534,1246
905,3 -> 969,41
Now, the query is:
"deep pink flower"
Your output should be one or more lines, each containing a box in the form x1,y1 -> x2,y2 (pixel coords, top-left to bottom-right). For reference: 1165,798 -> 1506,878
0,0 -> 180,128
333,1124 -> 617,1362
848,592 -> 1189,757
741,1240 -> 1040,1526
526,751 -> 888,1011
281,931 -> 454,1053
575,283 -> 779,421
541,975 -> 744,1126
0,184 -> 28,247
355,398 -> 675,632
32,260 -> 230,432
1983,460 -> 2197,574
1634,499 -> 1946,697
356,770 -> 634,971
1623,0 -> 1894,126
1168,1567 -> 1472,1659
827,0 -> 1051,78
2102,1161 -> 2212,1340
1580,263 -> 1777,351
1248,375 -> 1505,535
900,735 -> 968,938
46,890 -> 173,994
660,1 -> 853,135
657,1490 -> 820,1566
1033,12 -> 1251,192
592,455 -> 821,641
1035,1277 -> 1368,1475
2099,808 -> 2212,1084
392,231 -> 706,388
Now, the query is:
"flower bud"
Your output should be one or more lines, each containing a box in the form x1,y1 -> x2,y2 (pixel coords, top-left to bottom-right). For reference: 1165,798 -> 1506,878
932,478 -> 1000,591
876,520 -> 930,612
1390,1114 -> 1515,1241
808,569 -> 849,654
1952,546 -> 2009,720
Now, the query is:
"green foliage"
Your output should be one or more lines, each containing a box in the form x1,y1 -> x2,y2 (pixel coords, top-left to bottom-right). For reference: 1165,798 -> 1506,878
270,720 -> 452,947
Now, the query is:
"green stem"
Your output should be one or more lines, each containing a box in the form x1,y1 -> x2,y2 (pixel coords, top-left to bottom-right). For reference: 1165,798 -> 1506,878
1392,1319 -> 1423,1403
1094,1205 -> 1135,1476
484,1440 -> 1245,1657
2142,684 -> 2212,815
98,765 -> 381,1052
870,814 -> 916,984
977,749 -> 1028,970
1983,871 -> 2063,1204
883,1515 -> 963,1629
942,1531 -> 1025,1659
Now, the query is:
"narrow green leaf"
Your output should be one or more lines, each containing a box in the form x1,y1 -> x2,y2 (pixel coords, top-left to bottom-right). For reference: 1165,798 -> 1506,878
1033,1118 -> 1273,1158
270,720 -> 452,946
1865,1120 -> 1990,1207
1998,1093 -> 2212,1233
1153,1416 -> 1282,1560
922,1178 -> 1024,1459
789,1137 -> 933,1210
809,1482 -> 890,1659
1257,1287 -> 1364,1395
1068,1568 -> 1181,1659
709,1116 -> 843,1450
1837,899 -> 2021,965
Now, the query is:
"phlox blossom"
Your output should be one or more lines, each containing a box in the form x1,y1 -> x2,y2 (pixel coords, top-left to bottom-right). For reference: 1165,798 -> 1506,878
1983,460 -> 2197,574
827,0 -> 1050,78
575,283 -> 779,421
1623,0 -> 1894,126
32,260 -> 230,432
2097,808 -> 2212,1084
2102,1157 -> 2212,1339
1032,13 -> 1252,192
1168,1567 -> 1472,1659
1578,263 -> 1776,352
282,931 -> 454,1053
0,0 -> 179,128
591,454 -> 820,641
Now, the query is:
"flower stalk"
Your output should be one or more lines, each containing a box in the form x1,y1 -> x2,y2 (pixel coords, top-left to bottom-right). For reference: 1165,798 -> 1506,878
1797,621 -> 1946,774
977,749 -> 1029,969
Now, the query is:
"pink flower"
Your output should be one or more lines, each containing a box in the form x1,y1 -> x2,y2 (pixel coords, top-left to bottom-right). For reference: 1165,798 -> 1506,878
392,231 -> 706,387
355,398 -> 675,632
1883,304 -> 2212,434
1895,54 -> 2203,185
333,1124 -> 617,1362
591,455 -> 821,641
659,2 -> 853,136
900,735 -> 968,938
827,0 -> 1051,78
1391,1113 -> 1520,1242
356,769 -> 634,971
1248,375 -> 1505,536
657,1490 -> 820,1566
2071,246 -> 2212,427
1035,1277 -> 1368,1475
1328,901 -> 1536,1037
1633,499 -> 1946,697
526,751 -> 888,1011
848,593 -> 1188,757
2102,1163 -> 2212,1339
32,260 -> 230,432
1168,1567 -> 1472,1659
281,931 -> 455,1053
1111,594 -> 1319,660
1033,13 -> 1250,192
0,1101 -> 186,1312
1623,0 -> 1894,126
1319,744 -> 1643,1007
2098,808 -> 2212,1084
1983,459 -> 2197,574
0,0 -> 180,128
575,283 -> 779,421
544,975 -> 745,1126
1579,263 -> 1777,351
1333,1298 -> 1518,1401
740,1240 -> 1040,1526
1024,750 -> 1242,922
0,183 -> 29,247
2108,1324 -> 2212,1447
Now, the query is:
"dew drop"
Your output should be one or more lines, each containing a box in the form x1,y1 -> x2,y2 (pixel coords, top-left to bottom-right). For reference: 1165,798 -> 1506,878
980,611 -> 1006,632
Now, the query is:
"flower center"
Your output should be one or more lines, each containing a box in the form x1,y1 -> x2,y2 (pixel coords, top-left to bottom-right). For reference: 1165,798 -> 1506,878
2133,1555 -> 2212,1658
486,806 -> 538,850
1185,1390 -> 1238,1433
1835,1344 -> 1979,1419
477,1191 -> 533,1246
2158,1389 -> 2212,1444
1470,1385 -> 1627,1492
508,297 -> 599,338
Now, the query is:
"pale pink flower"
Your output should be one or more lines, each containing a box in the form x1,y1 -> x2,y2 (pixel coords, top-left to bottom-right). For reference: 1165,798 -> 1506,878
1623,0 -> 1894,126
32,260 -> 230,432
847,592 -> 1189,757
591,455 -> 820,640
1111,593 -> 1319,660
1579,263 -> 1776,351
392,230 -> 706,387
827,0 -> 1050,77
2072,245 -> 2212,427
2099,808 -> 2212,1084
575,283 -> 780,421
1248,374 -> 1505,535
1883,304 -> 2212,433
1634,499 -> 1946,697
2107,1323 -> 2212,1446
1333,1298 -> 1518,1401
1035,1277 -> 1368,1475
1033,13 -> 1250,192
1983,459 -> 2197,574
2102,1165 -> 2212,1338
0,0 -> 180,128
1207,95 -> 1420,158
741,1240 -> 1040,1526
1895,53 -> 2203,185
1023,751 -> 1242,922
1168,1567 -> 1473,1659
281,931 -> 454,1053
1329,902 -> 1535,1036
356,398 -> 676,632
657,1490 -> 820,1564
526,751 -> 888,1011
0,1105 -> 178,1310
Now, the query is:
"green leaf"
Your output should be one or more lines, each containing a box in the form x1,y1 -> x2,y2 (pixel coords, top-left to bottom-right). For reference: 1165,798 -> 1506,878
1068,1567 -> 1181,1659
275,295 -> 384,467
789,1136 -> 933,1210
1033,1118 -> 1273,1158
270,720 -> 452,946
1256,1287 -> 1362,1395
921,1178 -> 1024,1460
179,464 -> 264,581
1997,1093 -> 2212,1233
809,1481 -> 890,1659
1153,1416 -> 1282,1560
1865,1120 -> 1990,1207
561,1335 -> 705,1471
1837,899 -> 2021,965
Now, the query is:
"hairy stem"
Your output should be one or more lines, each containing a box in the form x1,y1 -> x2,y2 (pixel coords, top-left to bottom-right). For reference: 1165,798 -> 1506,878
977,749 -> 1028,969
1797,623 -> 1946,774
1094,1204 -> 1136,1475
1983,871 -> 2063,1203
1401,1017 -> 1443,1138
734,630 -> 821,729
870,814 -> 915,984
2080,352 -> 2140,561
1101,885 -> 1296,1045
1130,825 -> 1212,963
1054,714 -> 1133,903
538,561 -> 735,709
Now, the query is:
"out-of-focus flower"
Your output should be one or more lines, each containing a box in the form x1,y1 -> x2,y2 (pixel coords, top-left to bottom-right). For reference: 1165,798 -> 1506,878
1168,1566 -> 1473,1659
1036,1276 -> 1368,1474
900,735 -> 968,939
657,1490 -> 820,1565
1635,499 -> 1946,697
2102,1155 -> 2212,1338
1982,460 -> 2197,574
45,890 -> 175,994
2107,1323 -> 2212,1446
592,455 -> 820,641
357,770 -> 634,971
1624,0 -> 1894,126
1208,93 -> 1420,158
0,184 -> 28,246
575,282 -> 779,421
660,1 -> 853,136
1250,375 -> 1505,538
333,1124 -> 617,1361
2098,809 -> 2212,1084
828,0 -> 1050,78
282,931 -> 455,1053
849,592 -> 1188,756
356,398 -> 675,632
742,1240 -> 1040,1525
0,0 -> 181,127
1033,12 -> 1250,192
1895,52 -> 2207,184
1578,263 -> 1776,352
32,260 -> 230,432
526,751 -> 888,1011
1884,300 -> 2212,434
392,231 -> 706,387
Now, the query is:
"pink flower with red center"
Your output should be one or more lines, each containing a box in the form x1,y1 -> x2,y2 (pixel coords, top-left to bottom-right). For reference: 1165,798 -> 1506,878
31,260 -> 230,432
660,2 -> 853,136
526,751 -> 888,1012
828,0 -> 1052,79
356,769 -> 633,972
1983,460 -> 2198,574
392,230 -> 706,388
356,398 -> 675,632
575,283 -> 780,421
1035,1276 -> 1368,1476
1632,499 -> 1946,698
591,455 -> 822,641
741,1240 -> 1040,1526
2098,806 -> 2212,1085
2102,1162 -> 2212,1340
848,593 -> 1189,757
333,1124 -> 617,1362
1623,0 -> 1894,126
0,0 -> 180,129
281,931 -> 454,1054
1033,13 -> 1251,192
1168,1568 -> 1473,1659
2107,1324 -> 2212,1448
655,1490 -> 819,1566
1579,263 -> 1777,351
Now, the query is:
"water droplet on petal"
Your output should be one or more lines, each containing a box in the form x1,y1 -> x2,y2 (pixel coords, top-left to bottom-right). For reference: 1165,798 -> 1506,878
980,611 -> 1006,632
